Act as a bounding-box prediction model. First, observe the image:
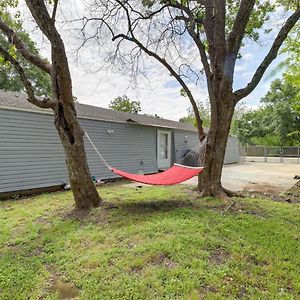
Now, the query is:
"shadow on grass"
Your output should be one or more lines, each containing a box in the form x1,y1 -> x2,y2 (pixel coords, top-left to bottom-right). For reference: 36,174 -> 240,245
113,198 -> 198,213
59,198 -> 205,226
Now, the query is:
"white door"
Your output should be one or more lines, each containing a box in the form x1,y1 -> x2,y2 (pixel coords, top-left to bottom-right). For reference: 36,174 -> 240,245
157,130 -> 171,169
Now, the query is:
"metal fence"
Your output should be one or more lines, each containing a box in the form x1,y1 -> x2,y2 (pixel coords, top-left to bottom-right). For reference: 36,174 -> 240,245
241,146 -> 300,164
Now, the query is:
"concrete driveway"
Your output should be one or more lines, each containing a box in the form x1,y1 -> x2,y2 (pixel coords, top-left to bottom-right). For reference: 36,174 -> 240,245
184,162 -> 300,194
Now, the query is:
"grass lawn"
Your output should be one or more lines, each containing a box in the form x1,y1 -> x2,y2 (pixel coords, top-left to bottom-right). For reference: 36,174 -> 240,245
0,184 -> 300,299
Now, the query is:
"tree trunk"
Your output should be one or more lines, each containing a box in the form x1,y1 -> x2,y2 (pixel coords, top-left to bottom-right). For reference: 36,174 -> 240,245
54,102 -> 102,209
198,98 -> 235,199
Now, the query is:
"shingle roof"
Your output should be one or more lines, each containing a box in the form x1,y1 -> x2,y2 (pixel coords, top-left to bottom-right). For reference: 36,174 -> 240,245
0,90 -> 197,132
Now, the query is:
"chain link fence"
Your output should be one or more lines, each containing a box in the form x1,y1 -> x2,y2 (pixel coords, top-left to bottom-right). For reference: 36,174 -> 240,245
241,146 -> 300,164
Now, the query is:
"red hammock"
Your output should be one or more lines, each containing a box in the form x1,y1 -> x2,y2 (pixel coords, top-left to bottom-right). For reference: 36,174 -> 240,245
111,163 -> 204,185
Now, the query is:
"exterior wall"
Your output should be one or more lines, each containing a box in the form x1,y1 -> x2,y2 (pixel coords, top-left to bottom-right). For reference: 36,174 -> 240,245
174,131 -> 199,161
224,136 -> 240,164
0,109 -> 67,194
81,119 -> 158,179
0,107 -> 240,195
0,108 -> 158,194
174,131 -> 240,164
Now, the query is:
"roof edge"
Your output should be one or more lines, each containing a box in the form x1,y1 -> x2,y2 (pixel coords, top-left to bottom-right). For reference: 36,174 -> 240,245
0,104 -> 198,132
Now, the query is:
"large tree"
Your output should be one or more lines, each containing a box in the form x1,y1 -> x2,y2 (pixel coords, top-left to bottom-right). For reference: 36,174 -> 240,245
0,1 -> 102,209
81,0 -> 300,199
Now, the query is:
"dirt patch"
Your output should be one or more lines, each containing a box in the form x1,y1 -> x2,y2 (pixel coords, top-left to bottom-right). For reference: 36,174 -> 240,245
51,278 -> 80,299
243,191 -> 300,204
236,286 -> 247,299
246,254 -> 268,266
34,216 -> 51,225
59,205 -> 111,225
283,180 -> 300,202
40,265 -> 80,299
242,183 -> 281,195
147,253 -> 177,269
61,208 -> 90,220
26,246 -> 44,257
199,284 -> 219,298
209,247 -> 230,265
130,265 -> 143,273
241,179 -> 300,204
130,253 -> 177,274
231,202 -> 269,217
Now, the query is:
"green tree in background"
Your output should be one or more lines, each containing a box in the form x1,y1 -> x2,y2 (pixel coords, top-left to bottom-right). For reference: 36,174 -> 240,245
282,25 -> 300,114
179,100 -> 211,129
0,12 -> 51,96
180,99 -> 246,136
109,95 -> 141,113
236,78 -> 300,146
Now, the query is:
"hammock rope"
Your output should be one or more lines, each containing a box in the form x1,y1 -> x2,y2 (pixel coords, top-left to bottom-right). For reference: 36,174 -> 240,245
85,132 -> 206,185
85,132 -> 112,171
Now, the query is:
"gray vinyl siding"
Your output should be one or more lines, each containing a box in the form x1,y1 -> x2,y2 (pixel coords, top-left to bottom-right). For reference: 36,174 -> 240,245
0,108 -> 158,194
174,131 -> 240,164
0,109 -> 67,193
174,131 -> 199,161
0,107 -> 240,195
81,119 -> 158,179
224,136 -> 240,164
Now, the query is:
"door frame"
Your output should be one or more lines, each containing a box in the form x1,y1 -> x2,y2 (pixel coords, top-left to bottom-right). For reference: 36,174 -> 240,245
157,130 -> 172,169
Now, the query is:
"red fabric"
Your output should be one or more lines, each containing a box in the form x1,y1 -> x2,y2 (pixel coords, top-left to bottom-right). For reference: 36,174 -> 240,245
111,164 -> 204,185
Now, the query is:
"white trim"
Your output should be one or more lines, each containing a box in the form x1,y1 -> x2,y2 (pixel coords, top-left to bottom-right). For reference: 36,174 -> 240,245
157,130 -> 172,169
174,163 -> 204,170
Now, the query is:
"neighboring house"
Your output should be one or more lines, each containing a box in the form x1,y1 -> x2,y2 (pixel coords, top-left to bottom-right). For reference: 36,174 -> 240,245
0,90 -> 240,198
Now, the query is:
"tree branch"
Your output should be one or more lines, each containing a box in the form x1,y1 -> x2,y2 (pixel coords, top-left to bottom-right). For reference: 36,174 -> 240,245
0,17 -> 52,74
0,45 -> 56,109
227,0 -> 256,55
113,32 -> 206,139
234,7 -> 300,102
51,0 -> 59,21
25,0 -> 74,105
167,1 -> 212,79
213,0 -> 226,70
202,1 -> 215,62
112,0 -> 206,139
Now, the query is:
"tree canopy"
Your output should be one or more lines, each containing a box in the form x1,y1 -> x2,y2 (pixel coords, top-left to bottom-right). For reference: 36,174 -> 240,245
0,12 -> 51,96
109,95 -> 141,113
236,78 -> 300,146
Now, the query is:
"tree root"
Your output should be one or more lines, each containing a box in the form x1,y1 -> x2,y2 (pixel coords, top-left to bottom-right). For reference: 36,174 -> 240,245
198,186 -> 243,202
222,187 -> 244,198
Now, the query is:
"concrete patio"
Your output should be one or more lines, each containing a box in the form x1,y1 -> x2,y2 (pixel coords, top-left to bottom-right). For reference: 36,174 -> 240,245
184,162 -> 300,194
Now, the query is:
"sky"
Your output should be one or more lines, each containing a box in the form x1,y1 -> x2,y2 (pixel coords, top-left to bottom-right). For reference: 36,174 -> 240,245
16,1 -> 288,121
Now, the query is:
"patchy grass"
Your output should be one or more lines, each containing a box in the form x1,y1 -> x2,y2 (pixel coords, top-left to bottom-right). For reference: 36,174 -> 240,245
0,184 -> 300,299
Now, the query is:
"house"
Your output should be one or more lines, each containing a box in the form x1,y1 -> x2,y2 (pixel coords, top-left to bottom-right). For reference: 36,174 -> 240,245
0,90 -> 240,198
